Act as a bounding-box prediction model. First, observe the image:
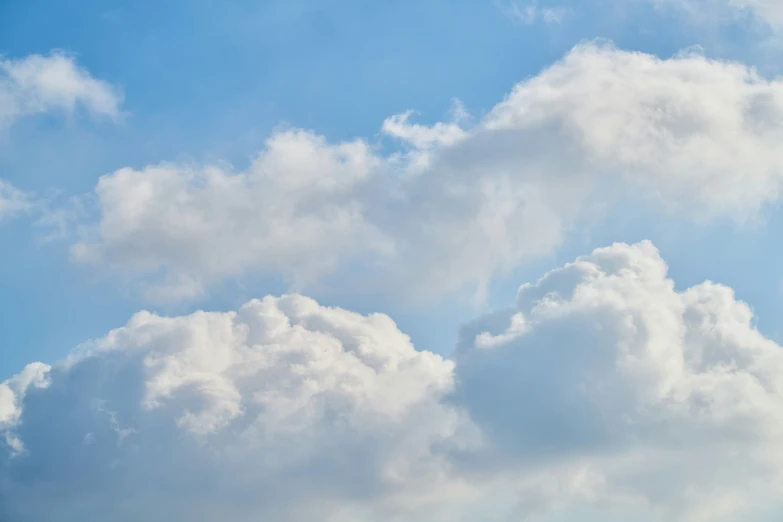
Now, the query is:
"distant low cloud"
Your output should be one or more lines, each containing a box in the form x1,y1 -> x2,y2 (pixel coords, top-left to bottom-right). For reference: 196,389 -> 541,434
4,242 -> 783,521
0,51 -> 123,129
0,180 -> 31,222
505,1 -> 571,24
645,0 -> 783,29
71,43 -> 783,303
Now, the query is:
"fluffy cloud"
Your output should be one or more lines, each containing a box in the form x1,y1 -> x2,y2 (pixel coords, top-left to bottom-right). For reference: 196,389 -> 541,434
0,51 -> 122,129
0,363 -> 50,454
0,295 -> 472,522
71,130 -> 392,301
453,241 -> 783,521
72,43 -> 783,302
4,243 -> 783,521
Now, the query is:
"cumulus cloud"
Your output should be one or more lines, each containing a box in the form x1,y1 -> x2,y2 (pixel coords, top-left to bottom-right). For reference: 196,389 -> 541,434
5,243 -> 783,521
0,50 -> 122,129
71,130 -> 393,301
71,43 -> 783,302
0,295 -> 473,522
453,241 -> 783,521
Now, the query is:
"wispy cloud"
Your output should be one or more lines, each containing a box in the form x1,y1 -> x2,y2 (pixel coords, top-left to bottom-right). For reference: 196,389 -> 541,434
0,50 -> 123,130
504,1 -> 571,24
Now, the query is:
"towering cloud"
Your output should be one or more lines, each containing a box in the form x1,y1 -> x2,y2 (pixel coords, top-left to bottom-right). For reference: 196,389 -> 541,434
454,241 -> 783,521
0,295 -> 471,522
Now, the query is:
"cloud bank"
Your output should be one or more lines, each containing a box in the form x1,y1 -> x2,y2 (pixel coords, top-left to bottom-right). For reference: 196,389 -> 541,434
71,43 -> 783,302
5,242 -> 783,521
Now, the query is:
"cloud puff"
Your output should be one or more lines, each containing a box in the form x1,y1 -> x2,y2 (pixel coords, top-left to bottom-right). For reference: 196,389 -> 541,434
0,51 -> 122,129
0,295 -> 472,522
71,130 -> 392,301
71,43 -> 783,302
453,241 -> 783,521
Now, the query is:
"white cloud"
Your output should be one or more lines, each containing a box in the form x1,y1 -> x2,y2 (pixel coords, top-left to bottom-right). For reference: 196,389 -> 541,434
453,241 -> 783,521
5,244 -> 783,520
0,52 -> 119,228
0,295 -> 474,522
0,50 -> 122,129
71,130 -> 393,301
71,43 -> 783,302
0,363 -> 51,454
487,44 -> 783,216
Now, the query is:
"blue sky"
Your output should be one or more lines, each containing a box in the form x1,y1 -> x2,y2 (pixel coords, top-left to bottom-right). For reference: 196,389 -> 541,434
4,1 -> 783,521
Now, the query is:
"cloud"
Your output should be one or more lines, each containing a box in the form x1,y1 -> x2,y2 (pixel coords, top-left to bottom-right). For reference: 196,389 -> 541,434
71,43 -> 783,302
5,243 -> 783,520
640,0 -> 783,30
0,363 -> 50,454
505,2 -> 571,25
0,50 -> 122,129
0,180 -> 32,222
0,52 -> 119,229
743,0 -> 783,27
0,295 -> 474,522
452,241 -> 783,521
71,130 -> 394,301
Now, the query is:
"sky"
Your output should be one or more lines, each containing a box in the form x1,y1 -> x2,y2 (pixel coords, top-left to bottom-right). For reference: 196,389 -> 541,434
3,0 -> 783,521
